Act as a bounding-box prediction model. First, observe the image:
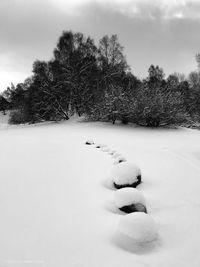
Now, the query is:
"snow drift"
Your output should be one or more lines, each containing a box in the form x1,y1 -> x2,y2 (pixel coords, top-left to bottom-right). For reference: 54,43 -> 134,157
1,116 -> 200,267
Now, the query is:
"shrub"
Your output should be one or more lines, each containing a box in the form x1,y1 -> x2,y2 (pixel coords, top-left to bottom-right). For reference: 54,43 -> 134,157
9,109 -> 28,124
131,83 -> 188,127
120,114 -> 129,124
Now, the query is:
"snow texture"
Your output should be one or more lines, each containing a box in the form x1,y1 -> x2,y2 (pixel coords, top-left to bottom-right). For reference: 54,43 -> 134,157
114,188 -> 146,208
113,156 -> 127,164
118,212 -> 158,243
1,115 -> 200,267
110,162 -> 141,188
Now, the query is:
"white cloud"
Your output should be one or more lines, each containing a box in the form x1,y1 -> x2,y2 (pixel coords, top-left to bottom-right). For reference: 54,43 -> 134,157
0,0 -> 199,90
0,71 -> 29,90
49,0 -> 200,19
173,11 -> 184,18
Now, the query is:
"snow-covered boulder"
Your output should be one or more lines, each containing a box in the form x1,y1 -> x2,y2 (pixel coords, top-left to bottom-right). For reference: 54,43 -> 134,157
85,140 -> 94,145
118,212 -> 158,243
108,150 -> 116,155
114,188 -> 147,213
110,162 -> 141,189
113,156 -> 127,165
101,147 -> 110,152
96,143 -> 106,148
113,152 -> 121,158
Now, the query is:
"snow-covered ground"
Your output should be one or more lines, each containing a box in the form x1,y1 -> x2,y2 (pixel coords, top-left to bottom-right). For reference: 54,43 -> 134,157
0,117 -> 200,267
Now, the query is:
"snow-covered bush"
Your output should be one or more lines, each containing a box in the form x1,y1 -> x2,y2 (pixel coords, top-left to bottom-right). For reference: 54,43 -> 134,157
9,109 -> 28,124
118,212 -> 158,243
85,140 -> 94,145
110,162 -> 141,189
113,156 -> 127,164
130,68 -> 188,127
114,188 -> 147,213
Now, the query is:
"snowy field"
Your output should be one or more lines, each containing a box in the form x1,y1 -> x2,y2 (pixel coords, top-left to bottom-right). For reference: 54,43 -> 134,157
0,116 -> 200,267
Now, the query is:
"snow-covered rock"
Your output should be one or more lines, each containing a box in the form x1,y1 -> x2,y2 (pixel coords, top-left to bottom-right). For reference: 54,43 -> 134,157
113,152 -> 122,158
113,156 -> 127,164
96,143 -> 106,148
118,212 -> 158,243
101,147 -> 110,152
114,188 -> 147,213
85,140 -> 94,145
110,162 -> 141,189
108,150 -> 116,155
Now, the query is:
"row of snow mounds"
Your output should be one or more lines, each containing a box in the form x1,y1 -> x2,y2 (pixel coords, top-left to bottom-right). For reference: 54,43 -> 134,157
85,140 -> 158,245
110,161 -> 158,244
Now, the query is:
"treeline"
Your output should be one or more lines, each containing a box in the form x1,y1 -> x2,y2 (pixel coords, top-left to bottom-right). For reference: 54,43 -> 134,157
2,30 -> 200,127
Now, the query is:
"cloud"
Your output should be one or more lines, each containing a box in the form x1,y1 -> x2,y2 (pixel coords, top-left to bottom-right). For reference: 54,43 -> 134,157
0,0 -> 78,89
0,0 -> 199,90
50,0 -> 200,19
0,71 -> 28,90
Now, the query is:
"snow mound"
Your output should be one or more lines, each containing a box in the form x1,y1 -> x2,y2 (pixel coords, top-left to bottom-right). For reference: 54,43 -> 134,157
110,162 -> 141,189
85,140 -> 94,145
96,143 -> 106,148
114,156 -> 127,164
118,212 -> 158,243
108,150 -> 116,155
101,147 -> 110,152
113,152 -> 121,158
114,188 -> 146,214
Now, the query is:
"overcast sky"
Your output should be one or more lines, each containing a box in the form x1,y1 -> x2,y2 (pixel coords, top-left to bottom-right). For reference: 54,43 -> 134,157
0,0 -> 200,90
